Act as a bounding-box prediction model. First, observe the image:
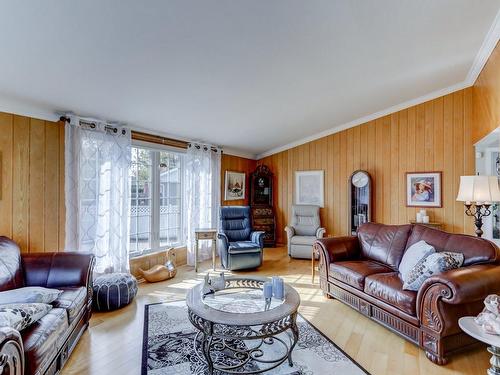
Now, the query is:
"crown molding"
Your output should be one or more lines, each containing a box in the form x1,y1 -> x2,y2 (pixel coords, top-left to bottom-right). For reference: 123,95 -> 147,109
465,8 -> 500,85
0,97 -> 59,122
257,80 -> 470,159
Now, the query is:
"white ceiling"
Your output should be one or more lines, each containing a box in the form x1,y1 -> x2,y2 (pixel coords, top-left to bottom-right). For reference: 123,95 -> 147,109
0,1 -> 499,159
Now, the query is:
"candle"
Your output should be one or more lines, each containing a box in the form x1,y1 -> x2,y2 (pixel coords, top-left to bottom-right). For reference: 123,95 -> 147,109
272,276 -> 284,299
422,215 -> 430,224
420,209 -> 427,216
416,212 -> 423,223
263,281 -> 273,300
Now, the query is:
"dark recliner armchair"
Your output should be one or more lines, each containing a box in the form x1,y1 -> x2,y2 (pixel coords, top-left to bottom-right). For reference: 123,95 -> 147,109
218,206 -> 265,270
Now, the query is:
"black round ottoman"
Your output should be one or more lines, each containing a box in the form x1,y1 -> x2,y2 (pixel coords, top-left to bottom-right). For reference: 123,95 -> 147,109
92,273 -> 138,311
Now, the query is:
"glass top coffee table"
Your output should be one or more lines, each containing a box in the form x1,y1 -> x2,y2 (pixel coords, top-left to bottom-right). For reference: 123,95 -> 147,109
186,276 -> 300,374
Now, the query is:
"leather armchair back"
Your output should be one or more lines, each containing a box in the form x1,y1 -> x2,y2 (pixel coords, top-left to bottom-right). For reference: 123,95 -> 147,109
406,224 -> 499,266
219,206 -> 252,242
0,236 -> 24,291
357,223 -> 413,269
290,205 -> 321,236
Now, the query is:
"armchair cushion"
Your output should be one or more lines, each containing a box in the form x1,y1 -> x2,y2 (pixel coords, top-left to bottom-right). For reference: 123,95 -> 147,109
228,241 -> 262,253
290,205 -> 321,236
219,206 -> 252,241
290,236 -> 317,246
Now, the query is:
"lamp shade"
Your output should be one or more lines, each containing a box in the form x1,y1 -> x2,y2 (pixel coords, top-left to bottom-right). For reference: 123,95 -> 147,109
456,175 -> 500,203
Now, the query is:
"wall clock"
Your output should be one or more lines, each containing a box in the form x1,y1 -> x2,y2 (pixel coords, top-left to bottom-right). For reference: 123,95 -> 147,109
348,170 -> 372,235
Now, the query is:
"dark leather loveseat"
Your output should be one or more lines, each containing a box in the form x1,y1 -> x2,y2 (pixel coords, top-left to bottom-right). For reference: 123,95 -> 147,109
315,222 -> 500,365
0,237 -> 94,375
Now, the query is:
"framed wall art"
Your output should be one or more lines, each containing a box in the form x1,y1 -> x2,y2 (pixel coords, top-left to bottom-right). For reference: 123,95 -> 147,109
295,170 -> 324,207
406,171 -> 442,207
224,171 -> 246,200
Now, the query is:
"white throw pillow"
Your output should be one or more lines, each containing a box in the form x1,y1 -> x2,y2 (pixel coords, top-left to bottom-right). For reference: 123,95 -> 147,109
0,303 -> 52,331
0,287 -> 62,305
403,251 -> 464,291
399,240 -> 435,280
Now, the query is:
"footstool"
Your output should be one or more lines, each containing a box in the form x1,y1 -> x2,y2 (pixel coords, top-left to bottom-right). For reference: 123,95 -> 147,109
93,273 -> 138,311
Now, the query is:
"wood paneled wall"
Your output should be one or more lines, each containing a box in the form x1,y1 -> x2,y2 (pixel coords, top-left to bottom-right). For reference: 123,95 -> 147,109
258,89 -> 476,244
0,112 -> 65,253
220,154 -> 257,206
473,41 -> 500,143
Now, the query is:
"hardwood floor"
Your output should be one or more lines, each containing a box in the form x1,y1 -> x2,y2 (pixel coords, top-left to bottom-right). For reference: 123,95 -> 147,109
63,246 -> 489,375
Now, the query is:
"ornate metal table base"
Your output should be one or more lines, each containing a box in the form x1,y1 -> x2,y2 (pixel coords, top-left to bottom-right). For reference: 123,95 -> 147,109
186,277 -> 301,375
487,346 -> 500,375
189,310 -> 299,374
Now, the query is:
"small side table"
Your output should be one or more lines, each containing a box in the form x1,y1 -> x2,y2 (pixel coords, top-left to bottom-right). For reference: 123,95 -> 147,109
459,316 -> 500,375
311,245 -> 319,284
194,228 -> 217,273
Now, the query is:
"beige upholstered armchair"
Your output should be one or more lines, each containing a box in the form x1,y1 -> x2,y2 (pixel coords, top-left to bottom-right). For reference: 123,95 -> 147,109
284,205 -> 325,259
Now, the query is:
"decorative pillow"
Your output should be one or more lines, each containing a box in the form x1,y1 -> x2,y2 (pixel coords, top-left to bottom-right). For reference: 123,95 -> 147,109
399,240 -> 435,280
0,287 -> 62,305
403,251 -> 464,291
0,303 -> 52,331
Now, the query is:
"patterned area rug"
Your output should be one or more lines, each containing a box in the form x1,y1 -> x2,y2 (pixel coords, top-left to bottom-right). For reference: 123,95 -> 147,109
142,300 -> 369,375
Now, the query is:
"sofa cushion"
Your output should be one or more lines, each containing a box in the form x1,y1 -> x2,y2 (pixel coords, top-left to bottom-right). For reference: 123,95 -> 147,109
51,287 -> 87,323
22,307 -> 69,375
0,303 -> 52,331
0,236 -> 24,291
399,240 -> 435,279
0,286 -> 62,305
406,225 -> 498,266
364,272 -> 417,316
403,251 -> 464,291
329,260 -> 393,290
357,223 -> 413,269
290,236 -> 316,246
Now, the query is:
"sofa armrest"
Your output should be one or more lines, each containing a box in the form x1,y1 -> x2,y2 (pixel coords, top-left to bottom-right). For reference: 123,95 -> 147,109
316,227 -> 326,239
0,327 -> 24,375
251,231 -> 265,249
21,252 -> 95,289
314,236 -> 360,264
417,264 -> 500,306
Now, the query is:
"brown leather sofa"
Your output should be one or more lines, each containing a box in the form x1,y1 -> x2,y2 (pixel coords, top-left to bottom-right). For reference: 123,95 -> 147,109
0,237 -> 95,375
315,222 -> 500,365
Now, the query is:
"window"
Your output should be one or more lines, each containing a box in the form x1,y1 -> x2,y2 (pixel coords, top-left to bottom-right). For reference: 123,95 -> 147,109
129,145 -> 184,256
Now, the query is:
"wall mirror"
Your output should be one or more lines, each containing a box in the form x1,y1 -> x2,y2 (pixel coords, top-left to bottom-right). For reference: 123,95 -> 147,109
475,127 -> 500,245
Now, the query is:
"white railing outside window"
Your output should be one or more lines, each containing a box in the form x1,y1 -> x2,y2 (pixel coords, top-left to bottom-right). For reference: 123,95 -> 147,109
129,146 -> 184,256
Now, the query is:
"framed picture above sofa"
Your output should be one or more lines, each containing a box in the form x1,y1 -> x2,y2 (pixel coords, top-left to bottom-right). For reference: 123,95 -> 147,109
295,170 -> 324,207
406,171 -> 442,207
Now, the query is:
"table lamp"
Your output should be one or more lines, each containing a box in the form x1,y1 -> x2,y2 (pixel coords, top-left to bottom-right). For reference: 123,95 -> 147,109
456,175 -> 500,237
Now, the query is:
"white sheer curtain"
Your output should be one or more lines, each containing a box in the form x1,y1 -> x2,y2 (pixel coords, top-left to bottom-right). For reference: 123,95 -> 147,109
183,142 -> 221,266
65,115 -> 131,274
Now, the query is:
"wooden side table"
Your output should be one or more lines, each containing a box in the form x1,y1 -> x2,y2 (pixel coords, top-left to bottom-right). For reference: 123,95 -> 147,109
311,245 -> 319,284
194,228 -> 217,273
459,316 -> 500,375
